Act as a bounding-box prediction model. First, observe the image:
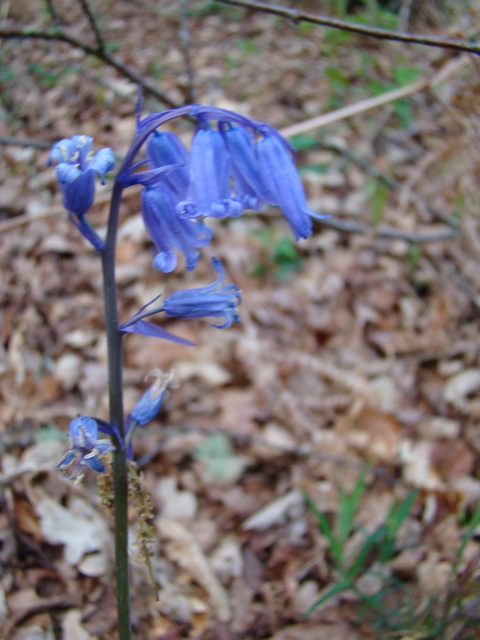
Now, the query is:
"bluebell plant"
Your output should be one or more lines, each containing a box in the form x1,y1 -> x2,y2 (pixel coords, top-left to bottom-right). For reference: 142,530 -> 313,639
49,97 -> 325,639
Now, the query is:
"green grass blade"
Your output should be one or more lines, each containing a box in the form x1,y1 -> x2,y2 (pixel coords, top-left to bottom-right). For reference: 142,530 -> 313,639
457,498 -> 480,560
304,491 -> 344,566
338,465 -> 369,542
303,578 -> 352,618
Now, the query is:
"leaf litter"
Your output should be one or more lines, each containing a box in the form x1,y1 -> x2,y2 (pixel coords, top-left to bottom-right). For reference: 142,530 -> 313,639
1,1 -> 480,638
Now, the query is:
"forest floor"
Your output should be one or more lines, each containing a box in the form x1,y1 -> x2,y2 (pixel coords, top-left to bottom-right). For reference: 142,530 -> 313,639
1,1 -> 480,639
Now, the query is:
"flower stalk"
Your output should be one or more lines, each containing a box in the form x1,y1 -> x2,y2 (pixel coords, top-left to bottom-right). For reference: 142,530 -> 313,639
101,179 -> 131,640
50,100 -> 323,639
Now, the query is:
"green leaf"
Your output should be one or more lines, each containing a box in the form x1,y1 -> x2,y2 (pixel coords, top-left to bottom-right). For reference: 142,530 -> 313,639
304,492 -> 344,566
366,179 -> 389,225
394,64 -> 422,86
35,424 -> 67,444
105,40 -> 119,55
303,578 -> 352,617
338,465 -> 369,542
193,433 -> 249,483
457,498 -> 480,560
291,134 -> 318,152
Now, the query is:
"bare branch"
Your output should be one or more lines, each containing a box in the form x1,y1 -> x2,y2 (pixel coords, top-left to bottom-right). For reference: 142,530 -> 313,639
280,55 -> 470,141
320,139 -> 459,231
0,26 -> 181,109
216,0 -> 480,56
77,0 -> 105,51
316,216 -> 459,243
0,136 -> 51,149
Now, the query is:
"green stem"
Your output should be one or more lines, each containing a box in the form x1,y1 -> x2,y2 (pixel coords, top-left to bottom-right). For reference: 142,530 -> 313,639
101,180 -> 131,640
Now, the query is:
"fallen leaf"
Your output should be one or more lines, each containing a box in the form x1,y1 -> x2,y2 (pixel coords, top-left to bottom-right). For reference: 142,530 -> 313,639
34,496 -> 112,574
156,519 -> 231,622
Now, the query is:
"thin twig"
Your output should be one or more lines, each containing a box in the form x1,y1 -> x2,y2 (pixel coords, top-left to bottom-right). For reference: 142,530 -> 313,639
44,0 -> 62,25
0,185 -> 142,234
179,0 -> 197,104
216,0 -> 480,56
280,55 -> 470,139
317,216 -> 458,243
77,0 -> 105,51
0,27 -> 181,109
320,139 -> 459,231
0,135 -> 51,149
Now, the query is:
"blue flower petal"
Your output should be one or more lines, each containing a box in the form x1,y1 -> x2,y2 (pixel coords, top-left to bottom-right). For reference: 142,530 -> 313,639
70,416 -> 99,447
147,131 -> 190,198
88,147 -> 116,184
131,370 -> 175,426
177,126 -> 243,219
121,320 -> 195,345
141,184 -> 212,273
220,123 -> 273,209
257,134 -> 321,240
162,257 -> 241,328
48,136 -> 115,219
58,450 -> 77,469
83,453 -> 107,473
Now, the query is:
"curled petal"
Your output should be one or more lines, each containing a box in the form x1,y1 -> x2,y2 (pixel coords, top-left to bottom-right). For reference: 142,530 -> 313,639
58,450 -> 77,469
83,452 -> 107,473
88,147 -> 116,184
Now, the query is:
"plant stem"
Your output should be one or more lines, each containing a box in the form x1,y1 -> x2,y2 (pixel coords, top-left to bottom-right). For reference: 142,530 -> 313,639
102,180 -> 131,640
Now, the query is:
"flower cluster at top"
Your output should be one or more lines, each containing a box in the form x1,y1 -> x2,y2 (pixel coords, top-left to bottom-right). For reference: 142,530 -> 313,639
49,104 -> 324,272
50,105 -> 325,478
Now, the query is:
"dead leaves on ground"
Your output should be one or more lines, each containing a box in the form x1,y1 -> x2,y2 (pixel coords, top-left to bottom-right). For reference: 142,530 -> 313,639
1,1 -> 480,639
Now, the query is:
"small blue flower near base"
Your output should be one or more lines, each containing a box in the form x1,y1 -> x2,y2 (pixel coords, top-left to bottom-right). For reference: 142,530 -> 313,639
162,257 -> 241,328
58,416 -> 115,482
130,370 -> 175,426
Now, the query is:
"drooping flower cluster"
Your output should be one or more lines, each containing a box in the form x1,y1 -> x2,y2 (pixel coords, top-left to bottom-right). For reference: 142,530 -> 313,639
48,105 -> 323,277
50,104 -> 324,478
124,108 -> 324,274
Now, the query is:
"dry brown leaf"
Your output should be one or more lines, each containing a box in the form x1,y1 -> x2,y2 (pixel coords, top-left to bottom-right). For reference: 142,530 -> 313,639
156,519 -> 231,622
34,496 -> 112,575
338,407 -> 402,463
242,490 -> 305,532
266,621 -> 362,640
62,610 -> 96,640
